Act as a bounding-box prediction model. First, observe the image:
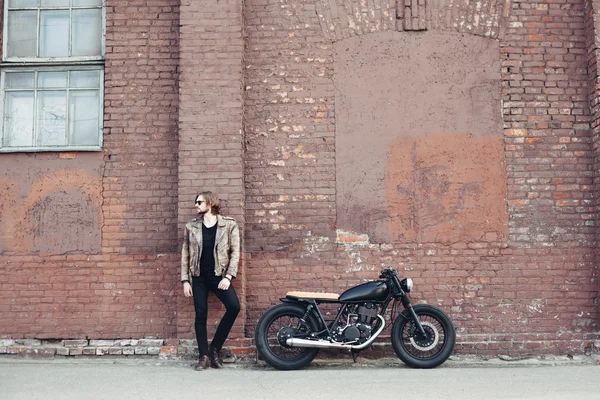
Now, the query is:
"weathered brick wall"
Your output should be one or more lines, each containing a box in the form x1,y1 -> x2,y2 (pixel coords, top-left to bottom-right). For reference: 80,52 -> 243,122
501,0 -> 599,350
2,0 -> 599,357
503,0 -> 593,249
0,1 -> 181,341
176,0 -> 246,340
103,0 -> 180,254
244,0 -> 600,354
586,0 -> 600,312
0,254 -> 178,339
243,0 -> 338,337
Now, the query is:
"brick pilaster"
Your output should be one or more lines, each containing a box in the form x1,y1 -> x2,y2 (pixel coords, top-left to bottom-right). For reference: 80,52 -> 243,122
176,0 -> 246,340
585,0 -> 600,303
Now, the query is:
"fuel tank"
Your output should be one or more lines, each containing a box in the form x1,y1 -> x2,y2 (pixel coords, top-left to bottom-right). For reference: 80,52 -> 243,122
339,281 -> 389,302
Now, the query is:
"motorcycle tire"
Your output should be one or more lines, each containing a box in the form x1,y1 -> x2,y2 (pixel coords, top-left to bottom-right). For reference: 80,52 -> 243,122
391,304 -> 456,369
255,303 -> 320,370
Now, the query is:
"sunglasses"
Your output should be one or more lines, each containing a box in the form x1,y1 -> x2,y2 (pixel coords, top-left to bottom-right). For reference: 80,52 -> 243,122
195,200 -> 205,205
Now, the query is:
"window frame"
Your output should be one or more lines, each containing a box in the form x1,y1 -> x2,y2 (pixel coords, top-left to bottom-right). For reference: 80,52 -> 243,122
2,0 -> 106,63
1,0 -> 106,153
0,65 -> 105,153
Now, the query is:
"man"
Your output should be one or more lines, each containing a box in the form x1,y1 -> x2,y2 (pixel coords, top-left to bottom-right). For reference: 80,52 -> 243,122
181,191 -> 240,371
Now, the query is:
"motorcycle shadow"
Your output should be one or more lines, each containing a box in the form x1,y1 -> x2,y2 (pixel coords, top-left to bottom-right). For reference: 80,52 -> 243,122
251,356 -> 411,371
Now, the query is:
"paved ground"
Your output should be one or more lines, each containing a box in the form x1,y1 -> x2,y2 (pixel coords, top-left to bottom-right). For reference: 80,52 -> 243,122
1,356 -> 599,400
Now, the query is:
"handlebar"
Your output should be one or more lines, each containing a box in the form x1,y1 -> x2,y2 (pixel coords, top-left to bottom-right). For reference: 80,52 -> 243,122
379,267 -> 398,279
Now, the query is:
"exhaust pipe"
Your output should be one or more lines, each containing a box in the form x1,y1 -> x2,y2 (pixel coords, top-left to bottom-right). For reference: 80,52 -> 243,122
286,315 -> 385,350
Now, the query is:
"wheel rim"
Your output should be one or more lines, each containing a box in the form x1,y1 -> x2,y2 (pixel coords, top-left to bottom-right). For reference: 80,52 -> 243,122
400,313 -> 446,360
264,313 -> 312,361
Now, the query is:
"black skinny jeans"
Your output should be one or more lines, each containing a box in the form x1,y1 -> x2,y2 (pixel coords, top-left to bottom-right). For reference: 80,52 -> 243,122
192,274 -> 240,358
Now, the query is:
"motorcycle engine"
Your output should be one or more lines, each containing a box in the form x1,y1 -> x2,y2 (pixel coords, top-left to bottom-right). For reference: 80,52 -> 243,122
337,303 -> 378,343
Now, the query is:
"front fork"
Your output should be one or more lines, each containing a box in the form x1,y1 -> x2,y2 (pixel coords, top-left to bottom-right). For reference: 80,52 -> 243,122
401,296 -> 427,338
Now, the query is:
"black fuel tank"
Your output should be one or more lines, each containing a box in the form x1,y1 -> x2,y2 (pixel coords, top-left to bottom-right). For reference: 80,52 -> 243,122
339,281 -> 389,302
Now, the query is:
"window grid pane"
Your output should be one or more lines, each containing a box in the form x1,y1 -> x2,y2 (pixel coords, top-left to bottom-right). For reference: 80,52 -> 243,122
72,8 -> 102,57
8,0 -> 38,8
40,0 -> 70,7
39,10 -> 70,57
4,91 -> 35,147
38,71 -> 68,88
37,90 -> 68,147
72,0 -> 102,6
69,90 -> 100,146
6,11 -> 38,57
69,70 -> 100,88
5,72 -> 36,90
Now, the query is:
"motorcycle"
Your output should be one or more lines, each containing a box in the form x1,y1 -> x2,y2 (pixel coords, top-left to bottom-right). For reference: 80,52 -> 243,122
255,267 -> 456,370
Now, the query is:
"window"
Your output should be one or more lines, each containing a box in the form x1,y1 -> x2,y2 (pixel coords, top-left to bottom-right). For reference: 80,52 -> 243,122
1,0 -> 105,152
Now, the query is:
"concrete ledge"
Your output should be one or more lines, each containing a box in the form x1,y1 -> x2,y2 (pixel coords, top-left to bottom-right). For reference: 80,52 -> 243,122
1,337 -> 599,364
0,338 -> 254,362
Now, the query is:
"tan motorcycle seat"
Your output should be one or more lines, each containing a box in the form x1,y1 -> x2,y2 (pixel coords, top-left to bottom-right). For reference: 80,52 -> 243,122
286,291 -> 340,300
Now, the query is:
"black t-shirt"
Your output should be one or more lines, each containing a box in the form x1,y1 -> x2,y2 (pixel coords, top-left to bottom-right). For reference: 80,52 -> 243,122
199,223 -> 217,275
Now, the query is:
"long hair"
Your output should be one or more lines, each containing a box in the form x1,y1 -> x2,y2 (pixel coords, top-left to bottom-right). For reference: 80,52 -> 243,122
197,191 -> 220,215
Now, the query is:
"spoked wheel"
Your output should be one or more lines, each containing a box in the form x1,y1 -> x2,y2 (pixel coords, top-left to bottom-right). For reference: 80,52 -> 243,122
255,304 -> 320,370
391,304 -> 456,368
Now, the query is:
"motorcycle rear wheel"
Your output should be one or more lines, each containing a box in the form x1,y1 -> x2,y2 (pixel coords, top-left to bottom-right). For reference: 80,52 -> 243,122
255,303 -> 320,370
391,304 -> 456,369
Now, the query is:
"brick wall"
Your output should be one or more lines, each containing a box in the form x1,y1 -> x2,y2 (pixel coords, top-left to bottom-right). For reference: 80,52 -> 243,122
103,0 -> 180,254
1,0 -> 599,357
0,254 -> 178,339
503,0 -> 594,249
501,0 -> 599,349
243,0 -> 600,354
243,0 -> 338,337
176,0 -> 246,340
0,1 -> 182,342
586,0 -> 600,314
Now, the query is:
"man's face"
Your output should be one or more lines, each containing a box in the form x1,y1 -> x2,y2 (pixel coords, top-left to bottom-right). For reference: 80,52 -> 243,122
195,196 -> 210,214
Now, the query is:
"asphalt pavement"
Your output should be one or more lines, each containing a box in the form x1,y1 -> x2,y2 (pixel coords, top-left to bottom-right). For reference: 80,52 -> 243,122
0,356 -> 599,400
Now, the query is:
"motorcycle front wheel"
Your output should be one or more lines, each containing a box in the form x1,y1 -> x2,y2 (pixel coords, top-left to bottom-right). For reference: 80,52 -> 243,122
255,303 -> 320,370
391,304 -> 456,368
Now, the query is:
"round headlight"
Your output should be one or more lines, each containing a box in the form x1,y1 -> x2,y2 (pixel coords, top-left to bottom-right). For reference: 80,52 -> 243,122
400,277 -> 413,292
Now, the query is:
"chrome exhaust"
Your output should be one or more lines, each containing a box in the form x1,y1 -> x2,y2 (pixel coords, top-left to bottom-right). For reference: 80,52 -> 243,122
286,315 -> 385,350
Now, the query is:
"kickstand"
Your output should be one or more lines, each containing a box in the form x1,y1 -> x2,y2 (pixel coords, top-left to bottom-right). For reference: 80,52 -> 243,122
350,349 -> 361,363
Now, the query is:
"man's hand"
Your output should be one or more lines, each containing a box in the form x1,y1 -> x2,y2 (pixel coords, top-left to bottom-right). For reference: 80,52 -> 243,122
183,282 -> 193,297
217,278 -> 231,291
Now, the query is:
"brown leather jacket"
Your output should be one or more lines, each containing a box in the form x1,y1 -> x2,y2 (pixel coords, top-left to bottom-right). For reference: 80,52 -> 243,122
181,215 -> 240,282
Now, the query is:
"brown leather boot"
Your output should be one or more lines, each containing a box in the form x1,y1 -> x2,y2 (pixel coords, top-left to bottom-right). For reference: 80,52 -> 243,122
194,355 -> 210,371
208,346 -> 223,369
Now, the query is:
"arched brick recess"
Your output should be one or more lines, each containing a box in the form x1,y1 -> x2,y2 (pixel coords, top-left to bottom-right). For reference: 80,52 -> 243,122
315,0 -> 511,40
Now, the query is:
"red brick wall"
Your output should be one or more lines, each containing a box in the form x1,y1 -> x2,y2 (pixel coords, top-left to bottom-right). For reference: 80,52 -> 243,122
503,0 -> 594,249
1,0 -> 599,356
176,0 -> 246,340
0,1 -> 182,341
103,0 -> 180,254
586,0 -> 600,316
243,0 -> 599,354
0,254 -> 178,339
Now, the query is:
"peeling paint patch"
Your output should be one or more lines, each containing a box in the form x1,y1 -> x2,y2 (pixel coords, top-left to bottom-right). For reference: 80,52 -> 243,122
527,299 -> 547,314
385,133 -> 508,243
0,154 -> 103,254
334,31 -> 506,244
336,229 -> 369,244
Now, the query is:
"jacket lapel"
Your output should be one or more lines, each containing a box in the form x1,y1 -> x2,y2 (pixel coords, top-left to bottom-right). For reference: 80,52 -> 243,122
190,219 -> 203,246
215,215 -> 227,245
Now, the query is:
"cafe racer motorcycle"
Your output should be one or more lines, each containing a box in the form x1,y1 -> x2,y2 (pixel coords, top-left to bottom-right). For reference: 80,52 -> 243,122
255,268 -> 455,370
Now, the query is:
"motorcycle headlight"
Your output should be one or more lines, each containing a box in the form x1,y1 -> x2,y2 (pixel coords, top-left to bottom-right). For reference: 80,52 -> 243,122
400,277 -> 413,292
